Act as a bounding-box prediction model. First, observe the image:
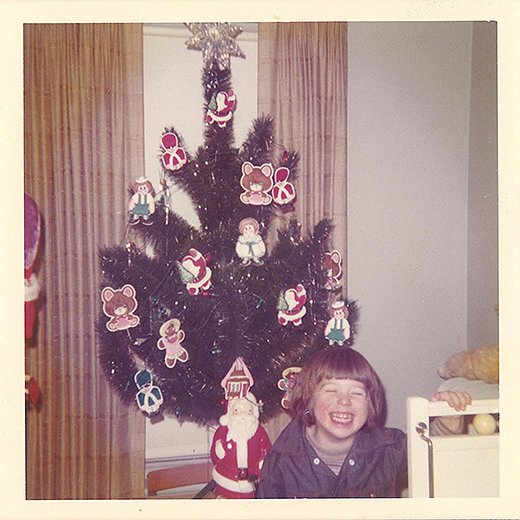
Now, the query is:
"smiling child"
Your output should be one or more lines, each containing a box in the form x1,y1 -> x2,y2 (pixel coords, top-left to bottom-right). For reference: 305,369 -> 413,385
256,347 -> 470,498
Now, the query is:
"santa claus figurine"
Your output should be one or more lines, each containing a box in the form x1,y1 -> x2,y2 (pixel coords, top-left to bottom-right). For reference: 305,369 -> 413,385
210,392 -> 272,499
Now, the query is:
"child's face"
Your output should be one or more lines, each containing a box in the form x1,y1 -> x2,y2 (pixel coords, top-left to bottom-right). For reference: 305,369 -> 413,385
333,308 -> 345,318
243,224 -> 255,236
114,304 -> 128,316
311,378 -> 369,447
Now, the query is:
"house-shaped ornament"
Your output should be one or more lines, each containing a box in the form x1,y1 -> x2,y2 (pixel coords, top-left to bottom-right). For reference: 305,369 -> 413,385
221,356 -> 254,400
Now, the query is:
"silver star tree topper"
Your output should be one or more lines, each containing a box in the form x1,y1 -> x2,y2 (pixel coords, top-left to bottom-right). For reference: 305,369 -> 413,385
185,22 -> 246,70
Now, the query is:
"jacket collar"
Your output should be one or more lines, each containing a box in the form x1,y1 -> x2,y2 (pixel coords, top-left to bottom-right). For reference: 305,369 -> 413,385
272,420 -> 398,457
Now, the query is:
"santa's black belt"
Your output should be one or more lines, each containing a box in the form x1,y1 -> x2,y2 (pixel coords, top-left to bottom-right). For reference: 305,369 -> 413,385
237,468 -> 249,480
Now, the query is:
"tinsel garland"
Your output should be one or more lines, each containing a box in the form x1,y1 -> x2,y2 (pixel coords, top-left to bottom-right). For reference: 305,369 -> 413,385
98,30 -> 356,426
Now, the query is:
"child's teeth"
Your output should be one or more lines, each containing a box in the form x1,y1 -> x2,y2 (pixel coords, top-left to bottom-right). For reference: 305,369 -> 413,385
331,412 -> 353,420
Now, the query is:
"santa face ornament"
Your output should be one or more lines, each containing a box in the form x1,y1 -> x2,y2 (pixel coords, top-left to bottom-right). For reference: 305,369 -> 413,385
277,284 -> 307,327
177,248 -> 213,295
205,90 -> 236,127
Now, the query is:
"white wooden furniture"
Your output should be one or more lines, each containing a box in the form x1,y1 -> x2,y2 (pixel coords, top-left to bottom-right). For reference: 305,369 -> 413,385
407,396 -> 499,497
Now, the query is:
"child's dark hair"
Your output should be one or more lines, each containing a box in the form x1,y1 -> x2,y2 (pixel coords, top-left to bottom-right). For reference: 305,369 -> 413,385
289,347 -> 387,429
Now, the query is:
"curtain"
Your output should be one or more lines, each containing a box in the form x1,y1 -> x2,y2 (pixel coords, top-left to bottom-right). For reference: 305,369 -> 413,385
24,23 -> 145,499
258,22 -> 348,260
257,22 -> 348,441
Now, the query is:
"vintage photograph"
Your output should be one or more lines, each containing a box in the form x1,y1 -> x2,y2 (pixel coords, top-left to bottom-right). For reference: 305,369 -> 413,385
9,2 -> 516,519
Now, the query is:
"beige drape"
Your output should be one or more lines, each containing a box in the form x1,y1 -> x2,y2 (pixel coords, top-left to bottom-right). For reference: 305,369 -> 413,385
258,22 -> 348,441
258,22 -> 348,265
24,23 -> 145,499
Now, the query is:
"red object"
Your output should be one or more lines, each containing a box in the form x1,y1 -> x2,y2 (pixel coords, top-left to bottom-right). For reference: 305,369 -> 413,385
25,376 -> 40,405
24,267 -> 39,339
210,423 -> 271,498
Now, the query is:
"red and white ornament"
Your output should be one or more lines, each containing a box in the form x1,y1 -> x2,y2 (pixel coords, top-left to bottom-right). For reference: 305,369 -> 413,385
277,284 -> 307,326
161,132 -> 187,171
206,90 -> 236,127
177,248 -> 213,295
24,193 -> 41,339
272,166 -> 296,205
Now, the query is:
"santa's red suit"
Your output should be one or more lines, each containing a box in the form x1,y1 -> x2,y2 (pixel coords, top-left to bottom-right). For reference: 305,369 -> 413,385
210,395 -> 272,499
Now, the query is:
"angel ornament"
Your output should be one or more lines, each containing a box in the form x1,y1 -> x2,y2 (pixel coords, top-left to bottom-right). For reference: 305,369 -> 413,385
235,218 -> 266,266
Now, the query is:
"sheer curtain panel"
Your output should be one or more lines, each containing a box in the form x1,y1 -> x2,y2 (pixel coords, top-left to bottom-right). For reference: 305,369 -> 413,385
258,22 -> 348,441
258,22 -> 348,266
24,23 -> 145,499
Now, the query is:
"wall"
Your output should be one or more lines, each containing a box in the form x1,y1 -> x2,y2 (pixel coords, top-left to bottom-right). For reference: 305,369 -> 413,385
467,22 -> 498,349
142,23 -> 258,469
347,21 -> 497,430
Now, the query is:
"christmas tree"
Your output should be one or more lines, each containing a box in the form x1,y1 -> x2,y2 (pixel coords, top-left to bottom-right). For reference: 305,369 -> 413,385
98,23 -> 354,426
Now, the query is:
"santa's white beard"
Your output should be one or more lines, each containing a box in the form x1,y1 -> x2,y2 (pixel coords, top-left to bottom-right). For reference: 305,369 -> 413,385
227,414 -> 257,444
226,414 -> 258,469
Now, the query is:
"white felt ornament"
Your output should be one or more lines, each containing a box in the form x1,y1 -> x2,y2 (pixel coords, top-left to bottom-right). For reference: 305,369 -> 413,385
177,248 -> 213,295
206,90 -> 236,127
101,284 -> 140,332
134,369 -> 164,415
161,131 -> 187,171
240,162 -> 274,206
272,167 -> 296,205
157,318 -> 189,368
277,284 -> 307,326
324,300 -> 351,346
236,218 -> 266,266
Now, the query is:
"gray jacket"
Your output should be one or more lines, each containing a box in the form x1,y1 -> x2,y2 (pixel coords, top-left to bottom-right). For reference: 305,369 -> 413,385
256,419 -> 407,498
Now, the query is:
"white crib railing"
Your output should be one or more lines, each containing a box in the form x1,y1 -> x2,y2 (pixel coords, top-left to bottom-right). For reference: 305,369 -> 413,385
407,396 -> 499,498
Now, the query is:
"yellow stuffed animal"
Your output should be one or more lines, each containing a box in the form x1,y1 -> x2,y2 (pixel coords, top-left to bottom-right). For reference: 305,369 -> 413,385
437,344 -> 499,384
